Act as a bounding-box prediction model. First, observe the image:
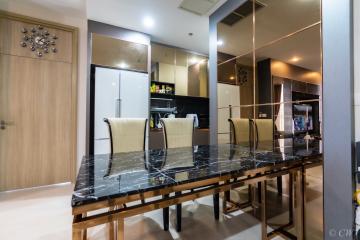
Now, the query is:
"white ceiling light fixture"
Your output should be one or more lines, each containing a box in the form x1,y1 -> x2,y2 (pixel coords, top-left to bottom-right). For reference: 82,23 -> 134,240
143,16 -> 155,28
217,39 -> 224,46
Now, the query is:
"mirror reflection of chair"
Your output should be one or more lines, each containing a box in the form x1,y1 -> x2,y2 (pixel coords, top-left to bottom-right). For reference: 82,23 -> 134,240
228,118 -> 252,146
226,118 -> 256,211
252,118 -> 283,195
160,118 -> 220,232
252,119 -> 274,150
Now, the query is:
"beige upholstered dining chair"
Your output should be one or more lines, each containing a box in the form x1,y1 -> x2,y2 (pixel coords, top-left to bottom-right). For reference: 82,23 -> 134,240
104,118 -> 147,154
228,118 -> 251,145
160,118 -> 216,232
103,117 -> 148,238
227,118 -> 254,211
252,119 -> 282,199
160,118 -> 194,148
254,119 -> 274,143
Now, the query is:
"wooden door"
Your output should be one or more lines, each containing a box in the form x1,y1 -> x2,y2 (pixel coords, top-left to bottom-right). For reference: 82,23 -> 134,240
0,14 -> 77,191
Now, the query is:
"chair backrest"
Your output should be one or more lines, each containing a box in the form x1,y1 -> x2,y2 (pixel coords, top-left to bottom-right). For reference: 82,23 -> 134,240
228,118 -> 251,145
104,118 -> 147,154
254,119 -> 274,142
160,118 -> 194,149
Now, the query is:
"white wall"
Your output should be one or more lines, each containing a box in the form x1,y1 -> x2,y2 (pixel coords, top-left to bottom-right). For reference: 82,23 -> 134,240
0,0 -> 88,169
355,0 -> 360,142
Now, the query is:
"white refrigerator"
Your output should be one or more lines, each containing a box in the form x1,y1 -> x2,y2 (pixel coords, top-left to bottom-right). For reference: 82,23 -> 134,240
94,66 -> 149,154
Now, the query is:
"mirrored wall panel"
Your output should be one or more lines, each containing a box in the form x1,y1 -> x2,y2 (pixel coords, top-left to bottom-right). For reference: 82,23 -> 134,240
92,33 -> 148,72
217,0 -> 321,147
216,0 -> 322,237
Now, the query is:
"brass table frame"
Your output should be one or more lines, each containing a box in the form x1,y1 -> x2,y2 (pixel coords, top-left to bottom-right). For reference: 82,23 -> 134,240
72,159 -> 322,240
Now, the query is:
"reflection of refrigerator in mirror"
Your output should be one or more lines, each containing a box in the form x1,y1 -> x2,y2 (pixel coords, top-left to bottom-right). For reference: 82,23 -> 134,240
94,66 -> 149,154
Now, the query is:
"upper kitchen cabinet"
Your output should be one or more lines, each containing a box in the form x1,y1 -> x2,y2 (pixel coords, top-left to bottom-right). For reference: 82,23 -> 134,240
151,42 -> 208,97
92,33 -> 148,72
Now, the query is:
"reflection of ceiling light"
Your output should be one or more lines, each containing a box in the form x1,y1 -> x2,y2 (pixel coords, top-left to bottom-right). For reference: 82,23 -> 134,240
189,58 -> 198,64
143,16 -> 155,28
118,62 -> 129,69
291,56 -> 301,62
217,39 -> 224,46
189,57 -> 207,65
229,76 -> 235,80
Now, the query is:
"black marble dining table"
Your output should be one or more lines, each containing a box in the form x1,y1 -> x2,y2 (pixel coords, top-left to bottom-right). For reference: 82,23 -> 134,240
72,138 -> 322,208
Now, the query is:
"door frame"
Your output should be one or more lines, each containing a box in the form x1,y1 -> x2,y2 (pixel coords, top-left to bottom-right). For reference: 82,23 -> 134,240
209,0 -> 355,238
0,10 -> 79,183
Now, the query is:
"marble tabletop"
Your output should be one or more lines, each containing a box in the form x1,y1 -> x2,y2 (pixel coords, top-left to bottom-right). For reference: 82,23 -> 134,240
72,138 -> 322,207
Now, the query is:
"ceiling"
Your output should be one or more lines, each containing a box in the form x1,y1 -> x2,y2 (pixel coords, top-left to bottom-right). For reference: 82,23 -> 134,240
217,0 -> 321,71
1,0 -> 321,71
1,0 -> 225,55
0,0 -> 87,18
87,0 -> 227,55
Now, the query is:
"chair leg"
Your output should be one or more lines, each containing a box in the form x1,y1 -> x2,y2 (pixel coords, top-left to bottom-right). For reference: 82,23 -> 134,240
175,192 -> 182,232
277,176 -> 283,196
213,193 -> 220,220
163,195 -> 169,231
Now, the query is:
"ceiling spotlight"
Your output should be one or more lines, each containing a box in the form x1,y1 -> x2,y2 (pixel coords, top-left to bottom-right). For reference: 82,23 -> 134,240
217,40 -> 224,46
229,76 -> 235,80
291,56 -> 301,62
143,16 -> 155,28
188,32 -> 193,36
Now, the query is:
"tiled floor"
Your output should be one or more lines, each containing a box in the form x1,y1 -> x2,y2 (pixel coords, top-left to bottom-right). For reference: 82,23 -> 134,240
0,166 -> 323,240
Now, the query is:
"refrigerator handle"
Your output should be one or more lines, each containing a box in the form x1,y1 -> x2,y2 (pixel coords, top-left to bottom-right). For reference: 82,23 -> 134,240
117,71 -> 121,118
115,99 -> 121,117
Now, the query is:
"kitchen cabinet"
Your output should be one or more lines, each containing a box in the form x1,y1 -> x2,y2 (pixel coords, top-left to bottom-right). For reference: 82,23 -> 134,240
151,42 -> 208,97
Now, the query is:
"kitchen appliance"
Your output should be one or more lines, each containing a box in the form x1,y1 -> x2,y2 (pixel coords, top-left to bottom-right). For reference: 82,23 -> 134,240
94,66 -> 149,154
186,114 -> 199,128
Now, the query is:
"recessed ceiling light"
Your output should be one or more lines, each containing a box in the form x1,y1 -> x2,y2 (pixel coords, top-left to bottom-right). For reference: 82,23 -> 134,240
217,39 -> 224,46
291,56 -> 301,62
188,32 -> 194,36
143,16 -> 155,28
229,76 -> 235,80
118,62 -> 129,69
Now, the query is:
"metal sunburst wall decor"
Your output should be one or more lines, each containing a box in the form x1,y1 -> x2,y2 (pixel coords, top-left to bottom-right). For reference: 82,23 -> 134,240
20,25 -> 58,57
237,67 -> 249,86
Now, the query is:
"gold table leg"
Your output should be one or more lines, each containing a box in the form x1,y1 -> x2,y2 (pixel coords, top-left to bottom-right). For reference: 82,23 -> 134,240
294,169 -> 305,240
82,213 -> 87,240
261,180 -> 267,240
117,217 -> 124,240
72,227 -> 82,240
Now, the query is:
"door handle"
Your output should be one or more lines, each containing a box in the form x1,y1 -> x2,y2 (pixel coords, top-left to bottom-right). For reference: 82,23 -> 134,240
0,120 -> 14,130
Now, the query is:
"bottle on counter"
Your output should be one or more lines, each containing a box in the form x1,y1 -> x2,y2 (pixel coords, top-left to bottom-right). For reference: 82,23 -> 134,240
150,115 -> 154,128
